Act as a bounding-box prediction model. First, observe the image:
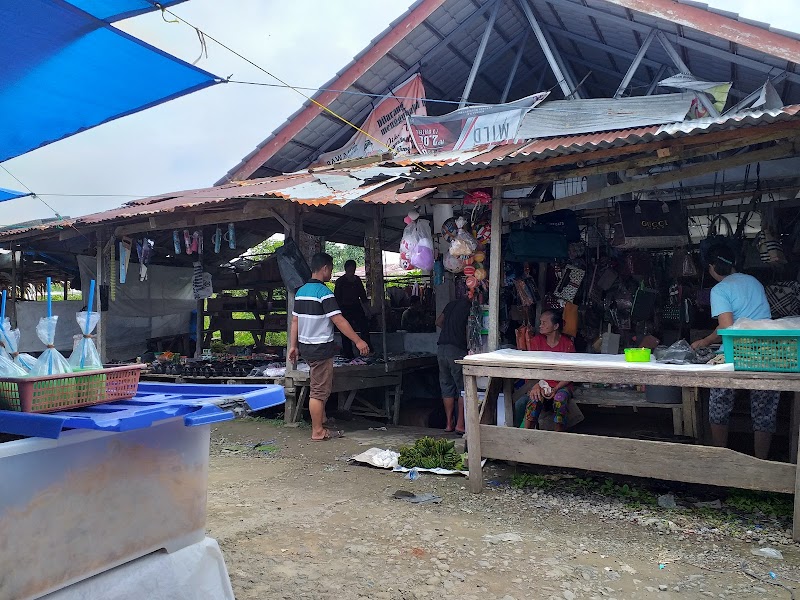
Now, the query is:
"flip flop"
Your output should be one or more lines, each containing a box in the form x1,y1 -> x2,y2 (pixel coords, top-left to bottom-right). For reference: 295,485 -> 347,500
312,429 -> 345,441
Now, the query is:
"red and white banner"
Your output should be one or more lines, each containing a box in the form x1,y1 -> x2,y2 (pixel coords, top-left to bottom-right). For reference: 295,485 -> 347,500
408,91 -> 549,154
316,74 -> 427,166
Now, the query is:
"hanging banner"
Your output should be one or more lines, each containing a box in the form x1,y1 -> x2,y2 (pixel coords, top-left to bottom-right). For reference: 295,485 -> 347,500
316,74 -> 426,166
408,91 -> 549,154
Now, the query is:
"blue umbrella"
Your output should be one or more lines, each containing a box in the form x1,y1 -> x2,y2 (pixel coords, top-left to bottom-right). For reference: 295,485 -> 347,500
0,0 -> 220,163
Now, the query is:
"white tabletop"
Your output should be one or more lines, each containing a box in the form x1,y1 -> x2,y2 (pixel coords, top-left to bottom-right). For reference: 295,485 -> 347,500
460,349 -> 734,372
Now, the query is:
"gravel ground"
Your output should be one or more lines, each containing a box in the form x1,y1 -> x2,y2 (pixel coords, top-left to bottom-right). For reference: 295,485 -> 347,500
206,419 -> 800,600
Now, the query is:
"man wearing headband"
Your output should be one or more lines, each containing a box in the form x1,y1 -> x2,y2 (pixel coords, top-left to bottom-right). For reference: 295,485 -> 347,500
692,245 -> 776,459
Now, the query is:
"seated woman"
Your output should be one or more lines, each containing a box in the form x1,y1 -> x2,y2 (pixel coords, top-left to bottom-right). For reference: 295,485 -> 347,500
518,309 -> 576,432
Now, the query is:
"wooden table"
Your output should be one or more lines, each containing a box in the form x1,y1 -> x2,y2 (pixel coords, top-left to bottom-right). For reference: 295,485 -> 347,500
284,355 -> 438,424
458,349 -> 800,540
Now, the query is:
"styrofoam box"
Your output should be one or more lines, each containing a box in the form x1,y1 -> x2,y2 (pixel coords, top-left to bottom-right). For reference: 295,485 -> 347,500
0,418 -> 212,600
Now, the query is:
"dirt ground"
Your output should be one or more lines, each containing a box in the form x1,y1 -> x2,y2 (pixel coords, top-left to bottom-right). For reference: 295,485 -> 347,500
206,418 -> 800,600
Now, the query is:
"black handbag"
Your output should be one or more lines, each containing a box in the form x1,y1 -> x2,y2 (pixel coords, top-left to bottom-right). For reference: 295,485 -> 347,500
275,237 -> 312,291
613,200 -> 688,249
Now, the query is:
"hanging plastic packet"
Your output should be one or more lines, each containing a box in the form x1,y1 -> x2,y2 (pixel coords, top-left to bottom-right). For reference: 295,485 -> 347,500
399,211 -> 422,270
0,353 -> 26,377
30,316 -> 72,376
173,230 -> 182,255
68,311 -> 102,371
213,226 -> 222,253
1,318 -> 36,372
228,223 -> 236,249
409,219 -> 434,270
449,217 -> 478,257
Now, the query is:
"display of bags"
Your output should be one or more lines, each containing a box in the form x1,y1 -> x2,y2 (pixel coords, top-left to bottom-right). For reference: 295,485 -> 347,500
699,215 -> 741,267
613,200 -> 688,249
765,281 -> 800,317
553,265 -> 585,303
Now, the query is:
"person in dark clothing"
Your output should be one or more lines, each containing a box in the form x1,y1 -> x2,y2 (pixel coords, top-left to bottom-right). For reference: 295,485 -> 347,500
401,296 -> 426,332
334,260 -> 371,359
436,296 -> 471,433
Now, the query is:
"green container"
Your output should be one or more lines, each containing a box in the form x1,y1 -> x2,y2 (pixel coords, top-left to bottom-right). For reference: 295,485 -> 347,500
719,328 -> 800,372
624,348 -> 651,362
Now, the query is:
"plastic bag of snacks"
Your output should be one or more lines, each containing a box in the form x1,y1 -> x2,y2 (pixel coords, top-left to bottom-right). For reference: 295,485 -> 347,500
449,217 -> 478,257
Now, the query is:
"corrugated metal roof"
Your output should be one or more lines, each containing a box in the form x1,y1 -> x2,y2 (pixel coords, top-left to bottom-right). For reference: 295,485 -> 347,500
221,0 -> 800,183
0,165 -> 438,241
410,104 -> 800,181
516,93 -> 696,139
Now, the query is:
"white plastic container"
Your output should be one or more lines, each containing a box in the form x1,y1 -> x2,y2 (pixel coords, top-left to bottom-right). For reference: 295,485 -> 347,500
0,418 -> 212,600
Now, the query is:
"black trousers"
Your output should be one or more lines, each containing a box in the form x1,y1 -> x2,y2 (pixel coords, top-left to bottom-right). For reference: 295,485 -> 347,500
339,307 -> 371,359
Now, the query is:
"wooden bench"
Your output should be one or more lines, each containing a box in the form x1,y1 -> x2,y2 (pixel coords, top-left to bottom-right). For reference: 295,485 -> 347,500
506,382 -> 692,437
572,387 -> 685,436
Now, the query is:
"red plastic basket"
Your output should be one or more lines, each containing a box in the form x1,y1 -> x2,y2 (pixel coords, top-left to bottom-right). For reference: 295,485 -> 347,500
0,364 -> 146,413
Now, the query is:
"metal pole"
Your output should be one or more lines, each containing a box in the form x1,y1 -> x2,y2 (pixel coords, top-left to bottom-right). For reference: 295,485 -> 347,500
614,28 -> 657,98
9,246 -> 17,327
459,0 -> 502,108
646,64 -> 669,96
516,0 -> 581,99
656,31 -> 720,117
500,30 -> 529,102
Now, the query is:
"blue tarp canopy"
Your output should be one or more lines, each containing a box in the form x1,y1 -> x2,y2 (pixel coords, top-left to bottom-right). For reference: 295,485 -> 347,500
0,0 -> 219,163
0,188 -> 32,202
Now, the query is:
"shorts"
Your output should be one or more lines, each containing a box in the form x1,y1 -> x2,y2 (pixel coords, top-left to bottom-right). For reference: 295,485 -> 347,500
309,358 -> 334,401
437,344 -> 465,398
709,388 -> 780,433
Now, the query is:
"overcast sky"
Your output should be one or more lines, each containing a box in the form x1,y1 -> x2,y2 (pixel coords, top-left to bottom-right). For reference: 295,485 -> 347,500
1,0 -> 798,226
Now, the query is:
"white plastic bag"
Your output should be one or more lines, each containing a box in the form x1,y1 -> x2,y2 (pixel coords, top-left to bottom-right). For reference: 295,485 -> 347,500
0,354 -> 26,377
69,311 -> 102,370
449,217 -> 478,257
30,316 -> 72,376
0,318 -> 36,372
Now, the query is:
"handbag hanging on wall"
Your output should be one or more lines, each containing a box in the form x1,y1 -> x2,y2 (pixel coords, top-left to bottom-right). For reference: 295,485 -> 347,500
612,200 -> 689,249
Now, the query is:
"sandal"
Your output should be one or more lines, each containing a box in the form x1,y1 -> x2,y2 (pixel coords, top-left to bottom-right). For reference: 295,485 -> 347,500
312,429 -> 345,441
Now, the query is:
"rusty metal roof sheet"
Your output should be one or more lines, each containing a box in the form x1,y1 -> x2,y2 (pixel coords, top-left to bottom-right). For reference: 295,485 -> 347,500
0,165 -> 438,241
411,104 -> 800,181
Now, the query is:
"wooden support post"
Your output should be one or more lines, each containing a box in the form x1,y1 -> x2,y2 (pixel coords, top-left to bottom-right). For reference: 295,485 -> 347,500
487,187 -> 503,351
794,414 -> 800,540
503,378 -> 514,427
284,204 -> 301,424
195,299 -> 204,359
465,372 -> 483,492
681,387 -> 700,439
792,392 -> 800,464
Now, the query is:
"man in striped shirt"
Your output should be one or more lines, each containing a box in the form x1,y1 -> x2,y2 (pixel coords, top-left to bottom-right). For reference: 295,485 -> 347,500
289,252 -> 370,441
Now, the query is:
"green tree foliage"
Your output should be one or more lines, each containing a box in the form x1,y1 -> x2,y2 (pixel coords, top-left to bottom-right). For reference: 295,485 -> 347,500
325,242 -> 364,273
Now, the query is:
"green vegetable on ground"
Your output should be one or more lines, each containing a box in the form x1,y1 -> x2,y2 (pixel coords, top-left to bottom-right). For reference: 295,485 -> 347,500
398,437 -> 463,470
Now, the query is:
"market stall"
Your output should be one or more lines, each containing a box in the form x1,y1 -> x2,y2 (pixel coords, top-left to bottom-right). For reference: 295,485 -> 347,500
459,348 -> 800,541
284,353 -> 438,424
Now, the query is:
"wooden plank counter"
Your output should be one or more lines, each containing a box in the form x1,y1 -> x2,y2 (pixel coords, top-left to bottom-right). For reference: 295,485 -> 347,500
458,349 -> 800,540
284,355 -> 438,425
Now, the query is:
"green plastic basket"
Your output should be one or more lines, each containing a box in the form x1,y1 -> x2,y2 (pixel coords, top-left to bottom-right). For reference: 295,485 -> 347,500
718,329 -> 800,372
